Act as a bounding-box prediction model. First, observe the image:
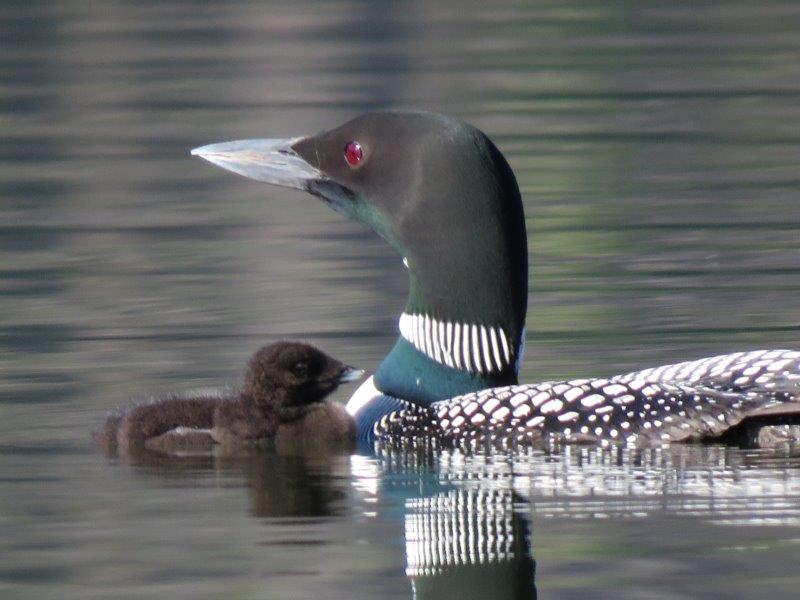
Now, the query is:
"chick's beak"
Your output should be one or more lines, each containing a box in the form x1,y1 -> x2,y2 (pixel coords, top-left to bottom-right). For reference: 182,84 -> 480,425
337,366 -> 365,384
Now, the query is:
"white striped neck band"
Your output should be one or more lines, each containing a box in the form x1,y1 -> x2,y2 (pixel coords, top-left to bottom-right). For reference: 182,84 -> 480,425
398,312 -> 514,375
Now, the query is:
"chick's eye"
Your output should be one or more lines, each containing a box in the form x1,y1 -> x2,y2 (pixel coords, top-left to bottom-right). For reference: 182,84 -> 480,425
291,362 -> 309,377
343,141 -> 363,167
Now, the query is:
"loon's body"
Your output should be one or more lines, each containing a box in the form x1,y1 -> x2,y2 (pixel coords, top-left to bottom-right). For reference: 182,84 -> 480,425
94,342 -> 361,455
375,349 -> 800,448
193,111 -> 800,448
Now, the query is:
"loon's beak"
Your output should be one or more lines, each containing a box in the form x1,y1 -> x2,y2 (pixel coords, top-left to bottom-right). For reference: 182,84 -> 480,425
337,366 -> 364,384
191,138 -> 323,190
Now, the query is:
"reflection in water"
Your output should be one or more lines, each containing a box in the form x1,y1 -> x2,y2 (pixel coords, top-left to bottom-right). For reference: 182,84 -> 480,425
353,449 -> 539,599
239,452 -> 350,518
106,444 -> 540,598
87,431 -> 800,600
374,442 -> 800,525
92,439 -> 800,598
405,490 -> 536,600
346,441 -> 800,598
105,447 -> 352,519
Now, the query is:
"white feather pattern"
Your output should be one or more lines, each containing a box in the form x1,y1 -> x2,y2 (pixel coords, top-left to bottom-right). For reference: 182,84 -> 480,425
489,326 -> 503,372
439,321 -> 451,367
480,326 -> 491,375
399,312 -> 514,374
453,322 -> 462,369
471,324 -> 482,373
463,324 -> 473,372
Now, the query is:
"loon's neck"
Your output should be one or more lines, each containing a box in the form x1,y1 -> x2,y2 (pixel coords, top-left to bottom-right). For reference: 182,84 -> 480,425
375,336 -> 520,405
373,249 -> 527,404
375,248 -> 527,405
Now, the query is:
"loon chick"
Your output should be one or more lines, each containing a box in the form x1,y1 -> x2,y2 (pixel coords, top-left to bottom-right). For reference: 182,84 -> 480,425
94,341 -> 361,455
192,111 -> 800,448
212,343 -> 360,450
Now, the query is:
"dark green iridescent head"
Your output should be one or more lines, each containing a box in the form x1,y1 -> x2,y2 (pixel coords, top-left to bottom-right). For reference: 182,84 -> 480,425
192,111 -> 528,402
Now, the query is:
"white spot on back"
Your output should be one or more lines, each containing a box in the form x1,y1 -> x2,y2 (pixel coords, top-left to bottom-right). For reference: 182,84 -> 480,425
531,392 -> 551,407
541,399 -> 564,414
492,406 -> 511,422
482,397 -> 500,414
510,393 -> 529,407
581,394 -> 605,408
463,401 -> 479,416
512,404 -> 531,418
603,384 -> 627,396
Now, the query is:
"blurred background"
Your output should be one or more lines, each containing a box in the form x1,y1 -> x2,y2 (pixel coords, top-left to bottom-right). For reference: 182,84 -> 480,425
3,1 -> 800,598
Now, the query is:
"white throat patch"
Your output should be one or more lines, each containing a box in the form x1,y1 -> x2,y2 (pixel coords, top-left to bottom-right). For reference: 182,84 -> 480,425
398,312 -> 514,375
346,375 -> 381,416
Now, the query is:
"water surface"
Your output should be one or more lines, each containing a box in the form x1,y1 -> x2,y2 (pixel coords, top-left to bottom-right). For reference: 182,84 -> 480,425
3,1 -> 800,598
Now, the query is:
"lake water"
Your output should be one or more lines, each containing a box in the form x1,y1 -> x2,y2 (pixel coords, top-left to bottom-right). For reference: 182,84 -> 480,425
3,1 -> 800,598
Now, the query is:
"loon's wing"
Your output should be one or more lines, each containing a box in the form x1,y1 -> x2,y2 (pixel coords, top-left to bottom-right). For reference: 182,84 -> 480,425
613,349 -> 800,446
613,349 -> 800,398
375,379 -> 777,446
375,380 -> 772,447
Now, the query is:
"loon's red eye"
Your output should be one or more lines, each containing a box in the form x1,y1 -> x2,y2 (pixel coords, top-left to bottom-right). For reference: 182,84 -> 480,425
344,141 -> 363,167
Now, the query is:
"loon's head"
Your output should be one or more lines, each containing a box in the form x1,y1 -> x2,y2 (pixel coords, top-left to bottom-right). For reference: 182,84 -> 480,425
193,111 -> 528,404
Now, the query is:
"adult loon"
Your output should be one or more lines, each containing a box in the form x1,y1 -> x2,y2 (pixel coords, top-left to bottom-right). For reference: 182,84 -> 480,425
94,341 -> 361,454
192,111 -> 800,448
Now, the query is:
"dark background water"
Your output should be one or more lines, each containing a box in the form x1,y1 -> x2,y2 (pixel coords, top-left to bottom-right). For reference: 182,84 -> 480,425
3,1 -> 800,598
